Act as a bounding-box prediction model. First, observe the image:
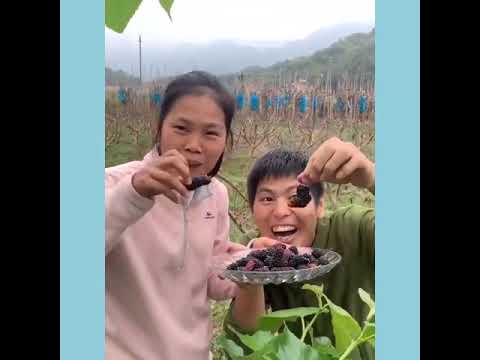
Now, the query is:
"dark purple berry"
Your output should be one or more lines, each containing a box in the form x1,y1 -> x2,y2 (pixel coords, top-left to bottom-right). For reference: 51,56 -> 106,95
186,176 -> 211,191
272,243 -> 287,250
296,264 -> 309,270
317,256 -> 330,265
289,255 -> 309,267
226,263 -> 238,270
289,246 -> 299,255
263,255 -> 275,267
250,249 -> 269,261
283,249 -> 295,258
244,260 -> 257,271
288,185 -> 312,208
312,248 -> 327,258
271,254 -> 284,268
302,254 -> 315,263
253,258 -> 265,269
236,258 -> 249,267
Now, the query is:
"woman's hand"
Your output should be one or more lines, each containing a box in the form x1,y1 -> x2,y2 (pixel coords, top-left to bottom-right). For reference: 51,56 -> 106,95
132,149 -> 192,202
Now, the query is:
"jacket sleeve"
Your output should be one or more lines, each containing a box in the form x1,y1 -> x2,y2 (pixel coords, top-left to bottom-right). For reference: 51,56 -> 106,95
105,163 -> 154,255
207,180 -> 239,300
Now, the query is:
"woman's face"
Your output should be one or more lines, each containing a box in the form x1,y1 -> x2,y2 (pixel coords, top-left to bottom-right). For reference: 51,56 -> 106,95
159,95 -> 227,177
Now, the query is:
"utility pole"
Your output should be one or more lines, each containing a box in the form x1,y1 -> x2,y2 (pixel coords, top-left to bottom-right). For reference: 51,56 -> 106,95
139,35 -> 142,85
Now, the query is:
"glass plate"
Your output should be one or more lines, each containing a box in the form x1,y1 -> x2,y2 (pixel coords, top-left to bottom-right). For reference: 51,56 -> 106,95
212,247 -> 342,285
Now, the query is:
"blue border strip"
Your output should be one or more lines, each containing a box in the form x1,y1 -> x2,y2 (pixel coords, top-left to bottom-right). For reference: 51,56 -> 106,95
60,0 -> 104,358
376,0 -> 420,359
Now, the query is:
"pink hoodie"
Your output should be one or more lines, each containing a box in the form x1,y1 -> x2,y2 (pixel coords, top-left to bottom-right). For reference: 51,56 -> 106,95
105,149 -> 239,359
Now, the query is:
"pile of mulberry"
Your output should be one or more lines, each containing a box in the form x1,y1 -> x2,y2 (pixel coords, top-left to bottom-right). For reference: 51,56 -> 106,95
226,246 -> 330,271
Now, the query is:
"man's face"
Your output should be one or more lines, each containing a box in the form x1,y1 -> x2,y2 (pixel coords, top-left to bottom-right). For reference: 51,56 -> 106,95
252,176 -> 324,248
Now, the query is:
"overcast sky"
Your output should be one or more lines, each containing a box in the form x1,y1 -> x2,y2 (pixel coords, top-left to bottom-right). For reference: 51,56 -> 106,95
105,0 -> 375,46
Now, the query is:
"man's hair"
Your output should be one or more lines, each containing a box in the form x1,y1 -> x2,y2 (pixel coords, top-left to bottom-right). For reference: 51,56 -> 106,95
247,149 -> 324,208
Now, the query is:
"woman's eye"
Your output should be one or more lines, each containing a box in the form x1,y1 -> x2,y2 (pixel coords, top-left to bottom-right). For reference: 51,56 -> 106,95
174,125 -> 187,131
206,131 -> 220,136
259,196 -> 273,202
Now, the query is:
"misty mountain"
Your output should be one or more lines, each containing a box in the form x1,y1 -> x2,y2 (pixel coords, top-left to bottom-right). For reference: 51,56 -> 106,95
105,22 -> 374,80
230,29 -> 375,86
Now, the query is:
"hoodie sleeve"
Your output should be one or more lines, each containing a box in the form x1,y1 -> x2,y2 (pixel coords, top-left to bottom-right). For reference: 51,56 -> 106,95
105,163 -> 154,255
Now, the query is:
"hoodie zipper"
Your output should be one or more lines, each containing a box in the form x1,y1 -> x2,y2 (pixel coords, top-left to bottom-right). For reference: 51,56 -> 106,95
177,201 -> 189,271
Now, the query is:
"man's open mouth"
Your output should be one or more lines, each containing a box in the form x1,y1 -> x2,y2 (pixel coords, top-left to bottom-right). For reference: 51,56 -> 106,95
271,225 -> 298,241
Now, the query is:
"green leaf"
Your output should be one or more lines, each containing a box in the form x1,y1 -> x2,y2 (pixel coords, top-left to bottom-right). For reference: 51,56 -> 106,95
238,337 -> 279,360
227,326 -> 275,352
270,327 -> 333,360
325,297 -> 362,354
105,0 -> 143,33
312,336 -> 339,359
105,0 -> 174,33
302,284 -> 324,307
277,327 -> 333,360
263,355 -> 281,360
217,335 -> 244,359
358,288 -> 375,320
361,322 -> 375,340
158,0 -> 174,21
315,337 -> 333,346
227,326 -> 333,360
258,307 -> 320,332
359,322 -> 375,350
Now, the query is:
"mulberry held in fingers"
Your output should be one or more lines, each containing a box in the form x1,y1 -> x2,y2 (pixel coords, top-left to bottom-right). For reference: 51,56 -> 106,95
186,176 -> 211,191
288,185 -> 312,208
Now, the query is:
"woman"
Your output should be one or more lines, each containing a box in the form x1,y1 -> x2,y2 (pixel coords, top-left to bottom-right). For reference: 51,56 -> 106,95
105,71 -> 243,359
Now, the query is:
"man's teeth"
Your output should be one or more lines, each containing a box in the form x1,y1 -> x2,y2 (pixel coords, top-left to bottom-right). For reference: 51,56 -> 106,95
272,225 -> 296,232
